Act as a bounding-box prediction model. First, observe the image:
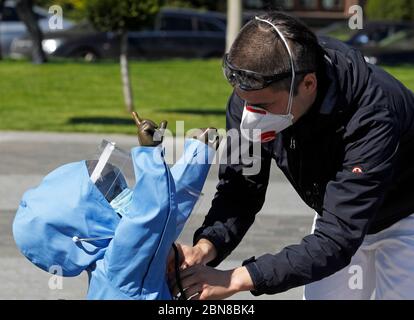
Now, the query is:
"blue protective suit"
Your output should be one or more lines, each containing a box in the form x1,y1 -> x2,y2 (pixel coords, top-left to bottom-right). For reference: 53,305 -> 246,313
13,139 -> 215,299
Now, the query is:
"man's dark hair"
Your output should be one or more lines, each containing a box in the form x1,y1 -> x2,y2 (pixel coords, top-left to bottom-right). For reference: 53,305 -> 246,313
228,11 -> 323,94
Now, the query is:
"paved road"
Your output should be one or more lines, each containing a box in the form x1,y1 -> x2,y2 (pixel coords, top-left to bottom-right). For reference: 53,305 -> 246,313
0,131 -> 314,300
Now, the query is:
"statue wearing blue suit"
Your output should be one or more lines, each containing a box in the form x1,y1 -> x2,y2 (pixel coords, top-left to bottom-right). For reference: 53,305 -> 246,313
13,112 -> 220,300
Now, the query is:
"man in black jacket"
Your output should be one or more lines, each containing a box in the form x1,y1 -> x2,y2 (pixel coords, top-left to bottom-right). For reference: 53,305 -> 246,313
169,12 -> 414,300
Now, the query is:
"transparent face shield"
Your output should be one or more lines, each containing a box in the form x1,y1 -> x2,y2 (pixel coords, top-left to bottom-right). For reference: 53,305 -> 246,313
87,140 -> 135,203
71,140 -> 135,244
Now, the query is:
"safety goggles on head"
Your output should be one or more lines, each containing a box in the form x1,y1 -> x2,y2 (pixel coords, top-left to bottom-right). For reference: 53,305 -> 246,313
223,16 -> 297,95
222,53 -> 293,91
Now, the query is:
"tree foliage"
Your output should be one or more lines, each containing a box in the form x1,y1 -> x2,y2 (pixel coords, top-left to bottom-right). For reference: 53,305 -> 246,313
80,0 -> 163,113
365,0 -> 414,21
34,0 -> 86,20
84,0 -> 162,32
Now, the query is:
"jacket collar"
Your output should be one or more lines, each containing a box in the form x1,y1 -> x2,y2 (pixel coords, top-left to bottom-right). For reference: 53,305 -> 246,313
284,54 -> 345,140
318,54 -> 340,115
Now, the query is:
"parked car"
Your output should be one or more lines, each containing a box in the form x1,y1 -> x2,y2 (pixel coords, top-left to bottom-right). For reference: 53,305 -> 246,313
0,0 -> 73,57
316,21 -> 358,42
316,21 -> 414,65
345,21 -> 414,49
360,29 -> 414,65
11,21 -> 118,61
317,21 -> 414,45
10,8 -> 228,61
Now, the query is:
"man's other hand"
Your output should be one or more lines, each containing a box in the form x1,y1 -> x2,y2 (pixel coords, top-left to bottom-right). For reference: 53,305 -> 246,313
170,265 -> 254,300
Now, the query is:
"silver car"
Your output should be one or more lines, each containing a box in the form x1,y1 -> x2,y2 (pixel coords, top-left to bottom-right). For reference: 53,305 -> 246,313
0,0 -> 73,57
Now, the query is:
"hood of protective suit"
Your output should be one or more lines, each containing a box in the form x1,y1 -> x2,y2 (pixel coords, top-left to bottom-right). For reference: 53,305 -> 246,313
12,161 -> 121,277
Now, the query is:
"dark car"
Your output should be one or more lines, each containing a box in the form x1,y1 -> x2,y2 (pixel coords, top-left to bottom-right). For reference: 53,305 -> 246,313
360,29 -> 414,65
10,8 -> 227,61
11,22 -> 120,61
316,21 -> 414,65
346,21 -> 414,49
0,0 -> 73,57
129,8 -> 226,59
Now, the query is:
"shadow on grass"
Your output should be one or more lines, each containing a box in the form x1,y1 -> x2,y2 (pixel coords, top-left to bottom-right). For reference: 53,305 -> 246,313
157,108 -> 226,116
69,117 -> 133,126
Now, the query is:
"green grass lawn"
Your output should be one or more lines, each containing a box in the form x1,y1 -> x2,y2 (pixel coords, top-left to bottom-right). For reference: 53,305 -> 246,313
0,59 -> 232,134
0,59 -> 413,135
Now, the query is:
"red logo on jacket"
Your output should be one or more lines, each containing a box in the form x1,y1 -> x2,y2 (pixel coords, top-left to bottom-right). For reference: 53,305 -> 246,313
352,166 -> 363,174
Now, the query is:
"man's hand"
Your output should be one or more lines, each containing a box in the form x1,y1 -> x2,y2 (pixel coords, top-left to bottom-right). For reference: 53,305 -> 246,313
131,111 -> 167,147
166,239 -> 218,296
167,240 -> 217,275
170,265 -> 254,300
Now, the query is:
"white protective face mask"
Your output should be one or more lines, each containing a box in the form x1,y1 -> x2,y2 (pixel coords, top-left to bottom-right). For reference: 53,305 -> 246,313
240,17 -> 296,143
241,104 -> 294,143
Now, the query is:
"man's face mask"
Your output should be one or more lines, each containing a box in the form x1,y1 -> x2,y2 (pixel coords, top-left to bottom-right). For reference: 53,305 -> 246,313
241,103 -> 294,143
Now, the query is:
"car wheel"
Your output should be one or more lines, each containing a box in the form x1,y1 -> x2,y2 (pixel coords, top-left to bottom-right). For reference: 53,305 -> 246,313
72,49 -> 99,62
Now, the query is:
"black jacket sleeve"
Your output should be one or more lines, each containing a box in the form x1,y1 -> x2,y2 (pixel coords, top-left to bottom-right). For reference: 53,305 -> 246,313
193,91 -> 272,267
243,105 -> 400,295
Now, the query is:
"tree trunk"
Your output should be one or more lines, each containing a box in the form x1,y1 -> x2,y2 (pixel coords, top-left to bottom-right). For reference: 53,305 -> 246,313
120,31 -> 134,113
226,0 -> 242,52
15,0 -> 47,64
0,0 -> 5,60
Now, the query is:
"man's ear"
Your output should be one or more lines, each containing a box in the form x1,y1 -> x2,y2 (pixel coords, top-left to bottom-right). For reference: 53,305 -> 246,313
301,72 -> 317,95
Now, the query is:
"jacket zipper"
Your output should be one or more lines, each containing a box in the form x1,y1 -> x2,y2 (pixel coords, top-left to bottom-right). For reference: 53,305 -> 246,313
290,133 -> 315,207
286,134 -> 306,202
290,137 -> 296,150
